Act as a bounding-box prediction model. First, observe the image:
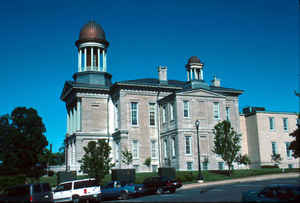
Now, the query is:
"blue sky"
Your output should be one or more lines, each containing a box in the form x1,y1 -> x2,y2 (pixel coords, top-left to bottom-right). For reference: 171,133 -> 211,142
0,0 -> 299,152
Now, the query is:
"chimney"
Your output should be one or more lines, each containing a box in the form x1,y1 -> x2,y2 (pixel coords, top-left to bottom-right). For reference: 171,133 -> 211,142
158,65 -> 168,85
211,75 -> 220,87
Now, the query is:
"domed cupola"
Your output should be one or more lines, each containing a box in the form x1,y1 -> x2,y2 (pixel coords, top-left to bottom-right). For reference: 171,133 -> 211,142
75,21 -> 109,73
186,56 -> 204,81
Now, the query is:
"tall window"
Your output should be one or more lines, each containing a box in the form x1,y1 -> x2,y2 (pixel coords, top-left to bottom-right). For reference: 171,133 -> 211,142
132,140 -> 139,159
162,105 -> 167,123
283,118 -> 288,131
131,102 -> 138,125
151,140 -> 157,159
271,142 -> 277,155
213,102 -> 220,119
285,142 -> 291,158
226,107 -> 230,121
170,103 -> 174,121
269,117 -> 275,130
183,101 -> 189,118
149,103 -> 156,126
187,162 -> 193,170
114,104 -> 119,129
164,139 -> 168,159
203,162 -> 208,170
171,137 -> 176,157
185,136 -> 192,155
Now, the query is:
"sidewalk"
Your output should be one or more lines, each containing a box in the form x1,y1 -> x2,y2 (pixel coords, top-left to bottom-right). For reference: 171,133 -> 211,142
179,172 -> 300,190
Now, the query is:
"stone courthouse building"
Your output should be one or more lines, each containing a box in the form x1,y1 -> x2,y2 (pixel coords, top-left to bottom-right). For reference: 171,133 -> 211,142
61,21 -> 298,173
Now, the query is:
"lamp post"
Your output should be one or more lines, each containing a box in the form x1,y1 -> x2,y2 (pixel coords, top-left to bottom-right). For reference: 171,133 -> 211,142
195,120 -> 204,182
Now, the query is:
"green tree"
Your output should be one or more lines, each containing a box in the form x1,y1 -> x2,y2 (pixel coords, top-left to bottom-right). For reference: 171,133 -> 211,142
121,148 -> 133,168
271,154 -> 282,167
235,154 -> 251,166
79,139 -> 113,184
143,157 -> 151,169
289,125 -> 300,158
212,120 -> 241,176
0,107 -> 48,180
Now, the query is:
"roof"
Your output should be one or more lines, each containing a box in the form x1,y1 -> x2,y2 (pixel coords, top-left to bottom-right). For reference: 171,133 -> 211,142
187,56 -> 202,64
75,21 -> 109,47
117,78 -> 185,89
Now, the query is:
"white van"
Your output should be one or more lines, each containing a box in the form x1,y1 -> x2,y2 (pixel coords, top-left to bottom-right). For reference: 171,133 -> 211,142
53,178 -> 101,203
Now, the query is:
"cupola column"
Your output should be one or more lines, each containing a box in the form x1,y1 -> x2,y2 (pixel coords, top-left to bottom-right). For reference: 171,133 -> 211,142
78,49 -> 82,72
91,47 -> 94,69
103,49 -> 107,72
187,70 -> 190,81
84,48 -> 87,71
190,69 -> 193,80
97,48 -> 100,71
194,69 -> 198,80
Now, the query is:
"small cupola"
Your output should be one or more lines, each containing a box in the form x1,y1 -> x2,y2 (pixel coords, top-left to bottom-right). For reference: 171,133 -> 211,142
158,65 -> 168,85
75,21 -> 109,73
185,56 -> 204,81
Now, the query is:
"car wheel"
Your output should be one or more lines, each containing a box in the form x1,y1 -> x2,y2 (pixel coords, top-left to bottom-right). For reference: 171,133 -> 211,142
121,191 -> 129,200
156,187 -> 164,194
72,195 -> 80,203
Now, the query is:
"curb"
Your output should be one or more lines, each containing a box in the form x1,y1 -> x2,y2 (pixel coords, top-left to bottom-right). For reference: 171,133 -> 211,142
178,173 -> 300,190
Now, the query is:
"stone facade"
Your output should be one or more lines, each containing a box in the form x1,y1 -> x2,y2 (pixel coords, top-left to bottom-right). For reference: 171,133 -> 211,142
60,21 -> 299,174
240,107 -> 299,169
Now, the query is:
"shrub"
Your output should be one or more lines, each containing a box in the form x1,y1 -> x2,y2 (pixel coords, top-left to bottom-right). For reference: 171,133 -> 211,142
48,170 -> 55,177
261,165 -> 279,169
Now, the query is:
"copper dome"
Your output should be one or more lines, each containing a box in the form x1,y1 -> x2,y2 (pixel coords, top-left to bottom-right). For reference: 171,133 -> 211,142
188,56 -> 202,64
76,21 -> 109,47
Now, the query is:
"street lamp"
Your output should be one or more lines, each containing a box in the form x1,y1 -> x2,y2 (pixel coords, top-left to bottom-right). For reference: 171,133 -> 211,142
195,120 -> 204,182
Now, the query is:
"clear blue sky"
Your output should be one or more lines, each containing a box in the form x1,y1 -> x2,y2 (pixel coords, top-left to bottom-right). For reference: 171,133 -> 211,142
0,0 -> 299,152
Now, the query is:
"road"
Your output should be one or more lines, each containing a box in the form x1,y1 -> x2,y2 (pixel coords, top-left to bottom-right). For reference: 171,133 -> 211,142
107,177 -> 299,202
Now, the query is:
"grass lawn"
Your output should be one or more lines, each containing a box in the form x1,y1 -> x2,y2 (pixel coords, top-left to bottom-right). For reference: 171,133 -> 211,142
40,168 -> 299,188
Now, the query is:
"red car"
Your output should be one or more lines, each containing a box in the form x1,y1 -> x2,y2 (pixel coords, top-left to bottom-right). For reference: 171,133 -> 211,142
142,176 -> 180,195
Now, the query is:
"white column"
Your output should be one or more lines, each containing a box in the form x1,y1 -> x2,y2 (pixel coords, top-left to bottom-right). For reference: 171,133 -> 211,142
78,49 -> 82,72
67,112 -> 70,134
74,106 -> 77,132
103,49 -> 107,72
200,69 -> 203,80
97,48 -> 100,71
84,48 -> 87,71
91,47 -> 94,69
190,69 -> 193,80
194,69 -> 198,80
72,141 -> 75,168
77,99 -> 81,131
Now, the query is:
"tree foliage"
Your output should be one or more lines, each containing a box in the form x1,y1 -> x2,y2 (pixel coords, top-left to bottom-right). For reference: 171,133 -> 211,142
143,157 -> 151,168
121,148 -> 133,168
0,107 -> 48,180
235,154 -> 251,166
79,139 -> 113,184
289,126 -> 300,158
271,154 -> 282,166
212,120 -> 241,176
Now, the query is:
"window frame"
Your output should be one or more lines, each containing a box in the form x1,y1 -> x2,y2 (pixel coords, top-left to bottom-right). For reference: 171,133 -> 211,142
269,117 -> 275,130
151,140 -> 157,159
183,101 -> 190,118
171,137 -> 176,158
149,103 -> 156,126
187,161 -> 193,171
218,162 -> 224,170
213,102 -> 220,120
185,136 -> 192,155
283,118 -> 288,131
170,102 -> 174,121
271,141 -> 277,155
164,139 -> 168,159
285,142 -> 291,158
131,102 -> 138,126
226,107 -> 230,121
162,105 -> 167,123
132,140 -> 139,159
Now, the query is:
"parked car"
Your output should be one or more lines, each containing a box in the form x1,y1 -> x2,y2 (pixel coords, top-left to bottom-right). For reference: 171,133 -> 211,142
53,178 -> 101,203
101,181 -> 143,200
0,183 -> 53,203
142,176 -> 177,194
242,184 -> 300,203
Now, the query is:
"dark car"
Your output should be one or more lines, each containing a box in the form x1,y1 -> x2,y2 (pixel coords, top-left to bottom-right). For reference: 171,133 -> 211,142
101,181 -> 143,200
242,184 -> 300,203
0,183 -> 53,203
142,176 -> 177,195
